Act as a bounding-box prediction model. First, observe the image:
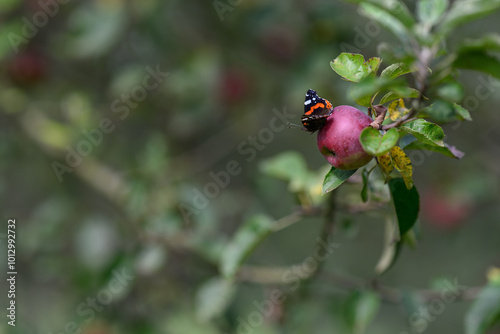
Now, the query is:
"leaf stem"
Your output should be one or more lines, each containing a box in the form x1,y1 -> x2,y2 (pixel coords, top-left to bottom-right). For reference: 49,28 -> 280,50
380,116 -> 418,130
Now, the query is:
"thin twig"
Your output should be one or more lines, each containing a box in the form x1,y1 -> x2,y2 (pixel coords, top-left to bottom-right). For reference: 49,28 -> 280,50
381,116 -> 418,130
279,190 -> 338,322
237,265 -> 484,304
380,44 -> 437,131
312,190 -> 337,278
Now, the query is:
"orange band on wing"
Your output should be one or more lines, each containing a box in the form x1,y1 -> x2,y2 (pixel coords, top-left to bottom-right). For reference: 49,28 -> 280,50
304,103 -> 325,115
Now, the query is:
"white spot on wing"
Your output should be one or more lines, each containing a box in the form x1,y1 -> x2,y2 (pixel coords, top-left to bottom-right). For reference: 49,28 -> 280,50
304,100 -> 311,105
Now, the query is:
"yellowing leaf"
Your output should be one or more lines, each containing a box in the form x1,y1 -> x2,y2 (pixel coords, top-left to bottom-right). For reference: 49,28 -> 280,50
377,154 -> 394,175
390,146 -> 413,189
388,98 -> 410,121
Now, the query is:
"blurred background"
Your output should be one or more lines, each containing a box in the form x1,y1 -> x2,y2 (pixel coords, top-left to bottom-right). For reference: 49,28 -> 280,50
1,0 -> 500,333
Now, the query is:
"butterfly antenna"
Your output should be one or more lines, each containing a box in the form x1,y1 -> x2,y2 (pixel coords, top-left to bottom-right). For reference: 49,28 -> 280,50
287,122 -> 302,129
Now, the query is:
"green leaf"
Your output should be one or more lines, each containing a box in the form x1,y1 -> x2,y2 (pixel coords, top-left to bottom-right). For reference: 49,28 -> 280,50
366,57 -> 382,75
379,88 -> 420,104
66,6 -> 127,58
400,119 -> 445,147
401,290 -> 425,318
374,0 -> 415,28
0,0 -> 21,12
359,2 -> 410,41
361,166 -> 377,203
375,217 -> 404,275
259,151 -> 311,192
456,34 -> 500,53
453,103 -> 472,121
404,141 -> 465,159
399,134 -> 417,149
331,53 -> 365,82
439,0 -> 500,35
323,167 -> 357,194
417,0 -> 449,26
259,151 -> 308,180
421,100 -> 457,123
437,82 -> 464,103
347,0 -> 415,28
0,21 -> 23,62
378,42 -> 413,64
350,77 -> 380,107
220,215 -> 274,278
350,76 -> 406,107
465,284 -> 500,334
356,95 -> 374,108
344,0 -> 416,36
361,168 -> 370,203
165,312 -> 220,334
453,49 -> 500,80
402,228 -> 418,248
196,277 -> 236,322
345,291 -> 381,334
389,178 -> 419,237
330,53 -> 381,83
380,63 -> 413,80
360,128 -> 399,156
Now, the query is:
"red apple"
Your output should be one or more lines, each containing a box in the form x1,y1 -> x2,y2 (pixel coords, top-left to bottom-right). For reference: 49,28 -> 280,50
317,105 -> 373,170
259,26 -> 300,63
422,190 -> 471,229
8,50 -> 46,85
219,68 -> 250,105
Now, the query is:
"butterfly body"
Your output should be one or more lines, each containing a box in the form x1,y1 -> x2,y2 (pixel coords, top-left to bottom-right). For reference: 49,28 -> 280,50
302,89 -> 334,132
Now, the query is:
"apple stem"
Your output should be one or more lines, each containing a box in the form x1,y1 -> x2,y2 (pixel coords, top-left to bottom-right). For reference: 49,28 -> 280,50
369,105 -> 388,130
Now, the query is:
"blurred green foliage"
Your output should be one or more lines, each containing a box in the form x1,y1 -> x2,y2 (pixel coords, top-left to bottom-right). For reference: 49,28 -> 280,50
1,0 -> 500,334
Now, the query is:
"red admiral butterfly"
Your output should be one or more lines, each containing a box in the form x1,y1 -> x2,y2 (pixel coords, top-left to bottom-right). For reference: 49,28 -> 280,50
302,89 -> 334,132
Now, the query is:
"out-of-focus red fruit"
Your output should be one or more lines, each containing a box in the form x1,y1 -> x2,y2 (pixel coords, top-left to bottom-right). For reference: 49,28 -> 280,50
317,105 -> 373,170
8,51 -> 46,85
219,68 -> 250,105
26,0 -> 44,12
422,190 -> 471,229
259,26 -> 300,63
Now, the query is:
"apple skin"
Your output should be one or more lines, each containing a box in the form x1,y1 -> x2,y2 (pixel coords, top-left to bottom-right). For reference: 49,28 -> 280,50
317,105 -> 373,170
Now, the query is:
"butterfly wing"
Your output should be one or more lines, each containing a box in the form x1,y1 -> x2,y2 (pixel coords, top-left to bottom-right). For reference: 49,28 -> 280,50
302,89 -> 333,132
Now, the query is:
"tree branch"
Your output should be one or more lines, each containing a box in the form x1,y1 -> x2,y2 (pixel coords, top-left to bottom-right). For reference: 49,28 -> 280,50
237,265 -> 484,304
311,190 -> 337,280
379,45 -> 437,131
380,116 -> 418,131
